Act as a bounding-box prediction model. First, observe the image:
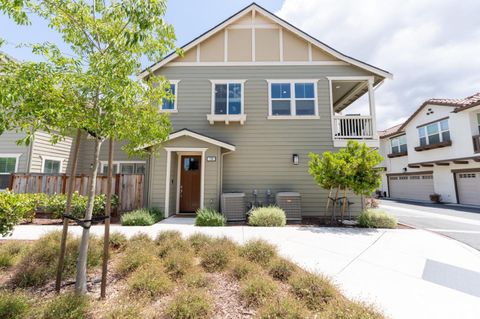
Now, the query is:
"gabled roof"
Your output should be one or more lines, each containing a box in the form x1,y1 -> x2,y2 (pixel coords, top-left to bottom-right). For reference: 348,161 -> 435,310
379,124 -> 404,139
168,129 -> 236,151
139,2 -> 392,79
398,92 -> 480,131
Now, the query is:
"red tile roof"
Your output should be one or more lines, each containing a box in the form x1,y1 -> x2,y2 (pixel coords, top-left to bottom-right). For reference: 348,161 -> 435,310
379,124 -> 404,138
426,92 -> 480,110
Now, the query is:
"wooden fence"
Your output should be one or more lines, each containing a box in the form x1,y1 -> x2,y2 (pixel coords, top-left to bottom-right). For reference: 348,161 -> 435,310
9,173 -> 144,213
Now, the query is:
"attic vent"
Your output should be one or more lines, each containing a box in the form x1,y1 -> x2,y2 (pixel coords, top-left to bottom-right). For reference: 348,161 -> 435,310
426,108 -> 434,115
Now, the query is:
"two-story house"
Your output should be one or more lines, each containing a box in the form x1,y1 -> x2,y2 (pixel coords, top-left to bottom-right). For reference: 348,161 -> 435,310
1,3 -> 392,219
378,92 -> 480,206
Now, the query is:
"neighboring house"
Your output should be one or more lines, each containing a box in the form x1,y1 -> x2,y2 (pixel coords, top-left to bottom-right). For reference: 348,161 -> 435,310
378,92 -> 480,206
1,3 -> 393,219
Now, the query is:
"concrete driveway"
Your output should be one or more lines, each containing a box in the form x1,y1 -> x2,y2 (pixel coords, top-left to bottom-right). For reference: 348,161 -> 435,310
4,221 -> 480,319
380,199 -> 480,250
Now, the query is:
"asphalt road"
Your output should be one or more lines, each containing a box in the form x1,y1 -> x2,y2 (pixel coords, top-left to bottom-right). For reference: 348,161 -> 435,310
380,199 -> 480,250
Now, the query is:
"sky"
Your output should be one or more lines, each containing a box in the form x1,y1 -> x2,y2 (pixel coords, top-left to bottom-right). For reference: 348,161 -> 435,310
1,0 -> 479,130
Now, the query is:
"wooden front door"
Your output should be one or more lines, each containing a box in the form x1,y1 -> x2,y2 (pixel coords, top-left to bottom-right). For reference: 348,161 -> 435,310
180,155 -> 201,213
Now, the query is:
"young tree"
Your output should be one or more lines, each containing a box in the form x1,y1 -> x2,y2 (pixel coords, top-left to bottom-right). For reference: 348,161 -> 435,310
0,0 -> 177,294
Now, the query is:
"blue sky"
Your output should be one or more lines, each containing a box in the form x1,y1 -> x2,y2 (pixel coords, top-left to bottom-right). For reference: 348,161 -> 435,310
2,0 -> 479,130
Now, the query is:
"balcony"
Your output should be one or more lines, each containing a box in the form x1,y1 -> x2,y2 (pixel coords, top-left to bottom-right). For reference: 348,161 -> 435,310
333,116 -> 378,147
473,135 -> 480,153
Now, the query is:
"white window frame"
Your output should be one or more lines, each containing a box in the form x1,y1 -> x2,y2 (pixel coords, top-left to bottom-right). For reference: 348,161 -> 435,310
160,80 -> 180,113
390,135 -> 407,154
40,156 -> 64,173
100,161 -> 146,174
267,79 -> 320,119
209,80 -> 246,116
0,154 -> 21,174
418,119 -> 450,146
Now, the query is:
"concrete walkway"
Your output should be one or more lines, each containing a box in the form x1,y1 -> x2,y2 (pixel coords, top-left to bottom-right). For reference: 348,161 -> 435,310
4,219 -> 480,319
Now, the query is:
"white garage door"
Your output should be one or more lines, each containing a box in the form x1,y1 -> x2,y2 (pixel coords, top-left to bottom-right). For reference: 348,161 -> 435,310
388,174 -> 434,201
456,172 -> 480,206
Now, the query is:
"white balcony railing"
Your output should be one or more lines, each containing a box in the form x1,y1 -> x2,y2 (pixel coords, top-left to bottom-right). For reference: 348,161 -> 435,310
333,115 -> 374,139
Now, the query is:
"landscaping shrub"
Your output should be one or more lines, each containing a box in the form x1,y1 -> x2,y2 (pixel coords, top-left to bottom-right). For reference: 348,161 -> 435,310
166,289 -> 213,319
127,263 -> 173,298
195,208 -> 226,226
256,296 -> 309,319
184,269 -> 209,288
0,290 -> 30,319
268,258 -> 297,282
106,303 -> 143,319
0,190 -> 37,236
121,208 -> 163,226
0,241 -> 30,269
321,298 -> 384,319
156,230 -> 191,258
109,232 -> 128,250
248,206 -> 286,227
240,239 -> 277,266
11,231 -> 102,287
200,241 -> 232,272
357,209 -> 397,229
240,275 -> 277,307
188,233 -> 213,254
163,248 -> 194,279
129,232 -> 153,244
43,293 -> 89,319
289,273 -> 339,311
230,258 -> 262,280
364,197 -> 380,209
116,241 -> 157,276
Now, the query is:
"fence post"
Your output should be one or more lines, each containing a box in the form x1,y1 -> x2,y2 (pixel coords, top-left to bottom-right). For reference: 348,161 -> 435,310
114,174 -> 121,216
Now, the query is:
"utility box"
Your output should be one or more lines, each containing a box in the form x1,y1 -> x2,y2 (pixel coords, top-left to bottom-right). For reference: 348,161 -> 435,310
221,193 -> 246,221
275,192 -> 301,221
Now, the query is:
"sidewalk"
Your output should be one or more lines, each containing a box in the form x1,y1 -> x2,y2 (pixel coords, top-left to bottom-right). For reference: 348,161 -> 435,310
3,219 -> 480,319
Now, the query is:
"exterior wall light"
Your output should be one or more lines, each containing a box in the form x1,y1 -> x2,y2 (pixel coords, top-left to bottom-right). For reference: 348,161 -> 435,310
293,154 -> 299,165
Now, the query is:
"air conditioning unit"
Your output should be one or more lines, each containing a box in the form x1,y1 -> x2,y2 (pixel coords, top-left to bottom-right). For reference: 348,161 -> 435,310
221,193 -> 246,221
275,192 -> 301,221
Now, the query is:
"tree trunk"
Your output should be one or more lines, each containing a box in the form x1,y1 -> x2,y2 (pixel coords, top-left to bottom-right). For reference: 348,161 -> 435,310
55,128 -> 82,293
75,137 -> 102,294
100,137 -> 114,299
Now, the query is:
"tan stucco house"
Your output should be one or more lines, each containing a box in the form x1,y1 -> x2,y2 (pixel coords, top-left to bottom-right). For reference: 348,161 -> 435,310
1,3 -> 392,218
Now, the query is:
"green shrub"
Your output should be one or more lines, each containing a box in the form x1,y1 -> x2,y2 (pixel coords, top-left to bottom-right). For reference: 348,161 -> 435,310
156,230 -> 190,258
195,208 -> 226,226
240,239 -> 277,266
165,289 -> 213,319
200,241 -> 232,272
240,276 -> 277,307
127,263 -> 173,298
321,299 -> 384,319
256,296 -> 309,319
289,273 -> 339,311
121,208 -> 164,226
109,232 -> 128,250
358,209 -> 397,229
11,231 -> 102,287
0,241 -> 30,269
43,293 -> 89,319
188,233 -> 213,254
185,270 -> 209,288
128,232 -> 153,244
163,248 -> 194,279
268,258 -> 297,282
248,206 -> 286,227
156,229 -> 182,243
116,241 -> 157,276
0,190 -> 37,236
230,258 -> 262,280
0,290 -> 30,319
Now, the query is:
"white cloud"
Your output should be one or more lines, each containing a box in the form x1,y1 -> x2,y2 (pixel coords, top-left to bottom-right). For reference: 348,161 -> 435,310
276,0 -> 480,129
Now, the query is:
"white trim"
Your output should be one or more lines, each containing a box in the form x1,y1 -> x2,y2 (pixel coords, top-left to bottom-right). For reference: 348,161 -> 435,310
166,61 -> 347,67
138,4 -> 392,79
164,150 -> 172,215
207,114 -> 247,125
0,153 -> 22,174
327,76 -> 375,81
209,80 -> 246,120
40,155 -> 64,173
100,160 -> 146,174
160,80 -> 180,112
328,79 -> 335,141
228,24 -> 278,29
266,79 -> 319,118
168,130 -> 236,151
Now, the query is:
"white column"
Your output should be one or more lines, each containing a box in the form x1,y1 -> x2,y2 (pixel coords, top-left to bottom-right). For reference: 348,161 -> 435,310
367,78 -> 379,139
164,150 -> 171,216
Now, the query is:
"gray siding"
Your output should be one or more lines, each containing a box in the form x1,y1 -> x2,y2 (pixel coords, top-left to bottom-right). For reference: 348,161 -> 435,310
0,131 -> 31,172
29,131 -> 73,173
152,65 -> 373,216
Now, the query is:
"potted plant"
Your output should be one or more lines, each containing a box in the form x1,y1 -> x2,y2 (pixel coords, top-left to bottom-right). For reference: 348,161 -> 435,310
429,193 -> 441,203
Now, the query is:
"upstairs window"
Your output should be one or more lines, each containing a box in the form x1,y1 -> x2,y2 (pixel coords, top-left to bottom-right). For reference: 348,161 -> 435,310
390,135 -> 407,154
268,81 -> 318,117
418,119 -> 450,146
211,81 -> 244,115
0,156 -> 18,190
161,80 -> 179,112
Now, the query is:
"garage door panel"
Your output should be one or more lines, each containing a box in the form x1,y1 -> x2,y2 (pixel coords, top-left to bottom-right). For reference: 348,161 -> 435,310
457,172 -> 480,206
389,174 -> 434,201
